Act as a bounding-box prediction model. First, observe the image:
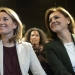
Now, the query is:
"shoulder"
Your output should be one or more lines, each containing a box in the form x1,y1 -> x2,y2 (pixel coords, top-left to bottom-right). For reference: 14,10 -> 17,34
17,41 -> 32,49
22,41 -> 32,46
44,40 -> 54,47
43,37 -> 63,49
43,40 -> 55,51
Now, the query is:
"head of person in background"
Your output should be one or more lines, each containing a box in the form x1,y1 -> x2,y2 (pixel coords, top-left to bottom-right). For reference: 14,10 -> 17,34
45,6 -> 75,40
25,27 -> 48,51
25,28 -> 54,75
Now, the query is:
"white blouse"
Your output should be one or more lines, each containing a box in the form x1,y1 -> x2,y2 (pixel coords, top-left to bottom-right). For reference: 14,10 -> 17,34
64,42 -> 75,72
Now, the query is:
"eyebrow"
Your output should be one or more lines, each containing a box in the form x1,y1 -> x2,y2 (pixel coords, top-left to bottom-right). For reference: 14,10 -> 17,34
3,16 -> 8,18
49,15 -> 59,19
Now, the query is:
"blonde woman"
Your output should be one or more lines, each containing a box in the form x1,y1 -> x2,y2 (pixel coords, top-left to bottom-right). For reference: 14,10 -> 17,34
0,7 -> 46,75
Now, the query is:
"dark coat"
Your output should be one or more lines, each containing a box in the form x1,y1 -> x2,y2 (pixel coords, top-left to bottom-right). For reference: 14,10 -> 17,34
29,46 -> 54,75
43,34 -> 75,75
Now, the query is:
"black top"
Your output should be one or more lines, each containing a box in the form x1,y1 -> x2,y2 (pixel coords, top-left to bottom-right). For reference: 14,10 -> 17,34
3,46 -> 22,75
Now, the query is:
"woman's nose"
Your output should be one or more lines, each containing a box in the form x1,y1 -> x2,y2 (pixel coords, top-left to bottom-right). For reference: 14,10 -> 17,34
50,19 -> 56,25
0,19 -> 3,24
52,18 -> 56,22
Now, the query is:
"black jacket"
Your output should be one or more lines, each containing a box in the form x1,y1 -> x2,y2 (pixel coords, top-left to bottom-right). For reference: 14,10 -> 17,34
43,34 -> 75,75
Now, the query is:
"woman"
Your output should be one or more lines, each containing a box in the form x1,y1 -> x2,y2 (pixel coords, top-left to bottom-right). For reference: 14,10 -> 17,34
0,7 -> 46,75
24,27 -> 54,75
43,6 -> 75,75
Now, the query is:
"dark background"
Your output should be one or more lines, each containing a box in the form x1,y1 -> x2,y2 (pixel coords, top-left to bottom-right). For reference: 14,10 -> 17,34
0,0 -> 75,36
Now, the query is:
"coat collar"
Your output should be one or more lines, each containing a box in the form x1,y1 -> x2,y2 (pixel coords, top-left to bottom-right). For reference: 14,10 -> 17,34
0,40 -> 3,75
52,34 -> 75,74
0,41 -> 27,75
72,34 -> 75,45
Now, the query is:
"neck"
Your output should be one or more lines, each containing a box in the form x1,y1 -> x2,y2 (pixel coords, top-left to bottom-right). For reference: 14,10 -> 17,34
33,44 -> 39,47
2,37 -> 14,47
57,32 -> 72,43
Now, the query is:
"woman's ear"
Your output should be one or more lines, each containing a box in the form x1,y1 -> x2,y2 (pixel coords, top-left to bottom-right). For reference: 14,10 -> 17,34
13,22 -> 17,29
67,17 -> 70,24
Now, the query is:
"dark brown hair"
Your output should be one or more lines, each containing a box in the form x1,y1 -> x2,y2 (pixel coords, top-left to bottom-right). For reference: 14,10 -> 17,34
24,27 -> 47,45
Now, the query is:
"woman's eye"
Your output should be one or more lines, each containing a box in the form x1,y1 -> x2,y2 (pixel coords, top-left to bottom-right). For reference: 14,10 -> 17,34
3,17 -> 8,21
4,18 -> 8,21
36,35 -> 39,37
31,35 -> 39,37
49,19 -> 52,23
55,16 -> 59,19
31,35 -> 34,37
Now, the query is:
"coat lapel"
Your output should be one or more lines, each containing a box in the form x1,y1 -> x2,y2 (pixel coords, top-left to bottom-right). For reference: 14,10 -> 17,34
0,40 -> 3,75
53,36 -> 74,73
72,34 -> 75,45
16,42 -> 29,75
0,41 -> 29,75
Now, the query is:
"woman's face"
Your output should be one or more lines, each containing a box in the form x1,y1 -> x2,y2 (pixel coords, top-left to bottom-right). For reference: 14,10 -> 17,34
30,30 -> 40,45
0,12 -> 17,37
49,11 -> 70,33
